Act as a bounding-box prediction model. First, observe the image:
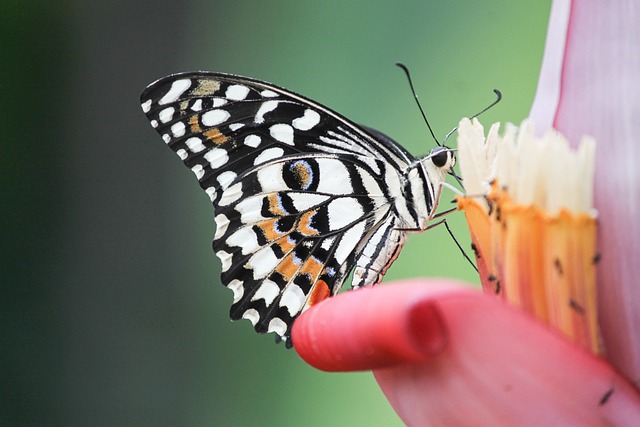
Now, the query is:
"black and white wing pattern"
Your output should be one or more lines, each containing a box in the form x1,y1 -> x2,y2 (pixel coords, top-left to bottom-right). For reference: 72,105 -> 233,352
140,72 -> 445,346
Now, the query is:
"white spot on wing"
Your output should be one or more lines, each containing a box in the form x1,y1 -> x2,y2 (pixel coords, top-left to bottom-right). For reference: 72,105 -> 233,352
216,250 -> 232,272
159,107 -> 175,123
235,196 -> 266,224
255,100 -> 279,124
251,279 -> 280,305
191,164 -> 205,180
256,163 -> 287,192
227,279 -> 244,303
185,137 -> 206,153
141,99 -> 152,113
204,147 -> 228,169
171,121 -> 185,137
254,147 -> 284,165
270,123 -> 294,145
249,247 -> 280,279
214,214 -> 229,239
202,109 -> 230,126
217,171 -> 237,190
280,284 -> 306,316
190,99 -> 203,111
289,193 -> 329,211
268,317 -> 287,336
261,89 -> 279,98
244,135 -> 261,148
176,149 -> 188,160
229,123 -> 244,131
327,198 -> 364,230
334,220 -> 366,264
292,109 -> 321,131
150,119 -> 158,128
205,187 -> 216,202
227,226 -> 260,255
320,236 -> 335,250
218,182 -> 243,206
159,79 -> 191,105
242,309 -> 260,326
315,158 -> 353,193
226,84 -> 250,101
212,98 -> 227,107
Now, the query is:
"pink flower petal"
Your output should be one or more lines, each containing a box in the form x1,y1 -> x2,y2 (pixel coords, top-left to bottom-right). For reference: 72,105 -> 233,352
529,0 -> 571,131
292,281 -> 453,371
293,280 -> 640,425
530,0 -> 640,383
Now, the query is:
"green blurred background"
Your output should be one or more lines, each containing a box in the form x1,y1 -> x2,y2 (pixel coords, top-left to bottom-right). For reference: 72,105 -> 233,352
2,1 -> 550,425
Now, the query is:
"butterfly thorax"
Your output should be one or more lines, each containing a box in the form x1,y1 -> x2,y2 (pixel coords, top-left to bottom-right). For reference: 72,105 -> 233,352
392,162 -> 435,230
393,148 -> 455,231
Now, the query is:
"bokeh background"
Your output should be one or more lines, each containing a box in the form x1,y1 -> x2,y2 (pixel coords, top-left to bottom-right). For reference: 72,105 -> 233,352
2,1 -> 550,425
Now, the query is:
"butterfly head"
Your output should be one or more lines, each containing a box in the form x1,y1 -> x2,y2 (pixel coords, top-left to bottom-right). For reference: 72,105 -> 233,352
430,146 -> 456,168
423,146 -> 456,182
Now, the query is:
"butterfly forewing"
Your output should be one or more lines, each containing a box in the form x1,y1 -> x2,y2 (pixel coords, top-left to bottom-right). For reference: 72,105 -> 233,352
140,72 -> 421,344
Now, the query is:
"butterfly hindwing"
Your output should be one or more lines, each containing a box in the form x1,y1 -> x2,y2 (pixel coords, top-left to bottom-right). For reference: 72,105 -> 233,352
140,72 -> 416,343
212,154 -> 394,339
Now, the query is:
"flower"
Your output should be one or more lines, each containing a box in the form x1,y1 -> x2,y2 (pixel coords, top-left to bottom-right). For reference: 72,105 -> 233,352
294,280 -> 640,425
528,0 -> 640,384
457,117 -> 601,354
292,0 -> 640,424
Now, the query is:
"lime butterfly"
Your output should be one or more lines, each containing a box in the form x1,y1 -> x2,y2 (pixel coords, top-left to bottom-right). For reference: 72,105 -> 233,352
140,72 -> 459,347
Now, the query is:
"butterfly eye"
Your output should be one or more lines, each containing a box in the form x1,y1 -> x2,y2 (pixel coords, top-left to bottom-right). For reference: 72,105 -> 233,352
429,147 -> 452,168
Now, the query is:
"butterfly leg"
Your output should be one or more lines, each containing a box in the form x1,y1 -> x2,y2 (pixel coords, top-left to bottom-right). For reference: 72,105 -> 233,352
427,180 -> 446,221
428,182 -> 479,271
351,215 -> 407,289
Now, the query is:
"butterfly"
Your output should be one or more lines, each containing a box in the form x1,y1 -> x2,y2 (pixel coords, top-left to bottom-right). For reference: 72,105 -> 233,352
140,72 -> 457,347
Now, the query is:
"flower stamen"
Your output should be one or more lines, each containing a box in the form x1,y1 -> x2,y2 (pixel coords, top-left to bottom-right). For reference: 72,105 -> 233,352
457,118 -> 602,355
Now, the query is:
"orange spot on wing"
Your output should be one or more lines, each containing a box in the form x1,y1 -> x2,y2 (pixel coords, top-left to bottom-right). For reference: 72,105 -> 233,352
275,252 -> 300,282
203,127 -> 228,144
188,115 -> 201,133
266,194 -> 286,216
308,280 -> 330,306
298,210 -> 319,236
275,235 -> 296,254
299,255 -> 325,283
292,162 -> 311,188
256,219 -> 283,242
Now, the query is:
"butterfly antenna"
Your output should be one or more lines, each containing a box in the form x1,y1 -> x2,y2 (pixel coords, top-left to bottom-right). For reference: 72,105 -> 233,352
443,89 -> 502,144
396,62 -> 441,146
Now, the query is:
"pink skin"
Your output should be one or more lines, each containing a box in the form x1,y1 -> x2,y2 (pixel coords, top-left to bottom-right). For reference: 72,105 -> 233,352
292,1 -> 640,424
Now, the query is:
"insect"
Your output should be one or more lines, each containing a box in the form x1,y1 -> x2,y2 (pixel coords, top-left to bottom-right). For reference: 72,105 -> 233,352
140,70 -> 466,347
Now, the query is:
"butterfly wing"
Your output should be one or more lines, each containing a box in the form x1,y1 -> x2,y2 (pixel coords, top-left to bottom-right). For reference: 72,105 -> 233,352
140,72 -> 414,343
